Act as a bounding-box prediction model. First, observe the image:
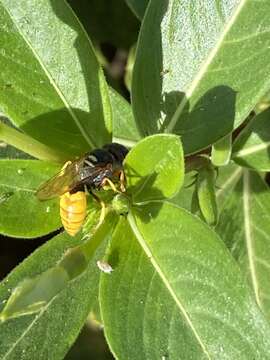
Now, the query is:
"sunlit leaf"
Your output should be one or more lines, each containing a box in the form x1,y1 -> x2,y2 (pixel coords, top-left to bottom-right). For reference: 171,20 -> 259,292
100,205 -> 270,359
233,109 -> 270,171
0,231 -> 103,360
0,159 -> 61,238
216,171 -> 270,321
0,0 -> 112,156
132,0 -> 270,154
124,134 -> 184,202
215,162 -> 243,208
124,43 -> 136,91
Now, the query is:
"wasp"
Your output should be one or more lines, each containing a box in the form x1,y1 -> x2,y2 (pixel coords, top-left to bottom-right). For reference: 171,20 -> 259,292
36,143 -> 128,236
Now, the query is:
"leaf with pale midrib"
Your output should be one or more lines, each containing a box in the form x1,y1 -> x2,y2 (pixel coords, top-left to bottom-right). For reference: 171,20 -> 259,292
0,231 -> 105,360
0,0 -> 112,156
100,205 -> 270,359
132,0 -> 270,154
232,108 -> 270,171
0,159 -> 61,238
216,170 -> 270,321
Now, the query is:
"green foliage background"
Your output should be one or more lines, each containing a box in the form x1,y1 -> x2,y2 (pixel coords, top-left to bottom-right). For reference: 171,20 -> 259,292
0,0 -> 270,359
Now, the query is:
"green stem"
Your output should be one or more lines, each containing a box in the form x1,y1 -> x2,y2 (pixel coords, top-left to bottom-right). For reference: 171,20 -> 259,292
0,119 -> 67,163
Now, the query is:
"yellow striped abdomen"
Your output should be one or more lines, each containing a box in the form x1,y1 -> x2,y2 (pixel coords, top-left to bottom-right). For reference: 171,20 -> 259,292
60,191 -> 87,236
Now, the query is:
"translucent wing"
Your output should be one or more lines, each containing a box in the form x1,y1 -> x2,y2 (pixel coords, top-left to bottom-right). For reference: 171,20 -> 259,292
36,158 -> 85,200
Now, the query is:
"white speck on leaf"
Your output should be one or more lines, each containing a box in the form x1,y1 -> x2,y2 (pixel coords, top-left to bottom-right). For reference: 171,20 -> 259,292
97,260 -> 113,274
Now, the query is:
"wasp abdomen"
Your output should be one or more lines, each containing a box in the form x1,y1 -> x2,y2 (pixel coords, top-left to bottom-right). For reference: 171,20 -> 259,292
60,191 -> 87,236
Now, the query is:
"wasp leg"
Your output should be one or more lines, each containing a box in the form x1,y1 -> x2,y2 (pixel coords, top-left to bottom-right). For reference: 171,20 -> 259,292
101,177 -> 120,193
119,170 -> 126,192
89,190 -> 106,228
58,160 -> 72,178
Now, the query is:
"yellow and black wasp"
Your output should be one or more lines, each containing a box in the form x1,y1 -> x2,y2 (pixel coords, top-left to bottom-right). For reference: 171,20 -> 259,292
36,143 -> 128,236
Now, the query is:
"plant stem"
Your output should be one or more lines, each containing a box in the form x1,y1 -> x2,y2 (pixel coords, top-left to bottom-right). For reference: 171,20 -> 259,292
0,119 -> 67,163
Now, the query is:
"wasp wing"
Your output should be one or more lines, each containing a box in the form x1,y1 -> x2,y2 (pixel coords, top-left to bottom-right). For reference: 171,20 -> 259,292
36,159 -> 85,200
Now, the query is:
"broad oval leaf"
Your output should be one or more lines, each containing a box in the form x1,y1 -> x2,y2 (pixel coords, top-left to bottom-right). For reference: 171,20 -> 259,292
0,159 -> 61,238
0,231 -> 104,360
0,0 -> 112,156
100,204 -> 270,359
124,134 -> 184,202
232,109 -> 270,171
132,0 -> 270,154
216,171 -> 270,321
215,162 -> 243,208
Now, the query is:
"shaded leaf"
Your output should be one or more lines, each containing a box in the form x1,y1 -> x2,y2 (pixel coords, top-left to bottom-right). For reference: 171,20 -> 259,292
124,134 -> 184,202
0,160 -> 61,238
0,0 -> 112,156
125,0 -> 149,20
0,116 -> 33,159
110,87 -> 141,146
132,0 -> 270,154
196,166 -> 218,226
0,212 -> 117,321
215,162 -> 243,208
232,109 -> 270,171
216,171 -> 270,321
0,231 -> 104,360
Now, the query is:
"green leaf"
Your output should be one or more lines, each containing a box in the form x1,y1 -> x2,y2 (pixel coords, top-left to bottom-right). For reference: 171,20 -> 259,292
109,87 -> 141,146
124,134 -> 184,202
211,134 -> 232,167
0,212 -> 117,321
0,159 -> 61,238
216,171 -> 270,321
125,0 -> 149,20
132,0 -> 270,154
196,166 -> 218,226
124,43 -> 136,91
215,162 -> 243,208
232,109 -> 270,171
0,0 -> 112,156
169,170 -> 197,211
100,204 -> 270,359
0,231 -> 103,360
